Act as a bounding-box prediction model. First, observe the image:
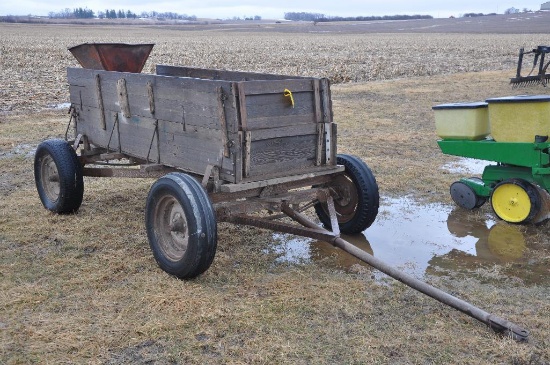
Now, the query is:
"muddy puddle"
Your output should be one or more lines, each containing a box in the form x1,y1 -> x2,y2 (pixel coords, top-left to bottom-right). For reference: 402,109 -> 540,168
270,196 -> 548,284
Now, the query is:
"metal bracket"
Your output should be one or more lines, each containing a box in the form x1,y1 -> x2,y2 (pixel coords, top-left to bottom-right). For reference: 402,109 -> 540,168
201,164 -> 221,192
146,120 -> 160,163
107,112 -> 121,153
73,134 -> 83,151
64,105 -> 78,141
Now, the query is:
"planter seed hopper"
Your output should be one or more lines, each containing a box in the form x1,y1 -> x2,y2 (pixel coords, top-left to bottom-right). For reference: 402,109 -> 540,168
34,43 -> 528,340
435,97 -> 550,224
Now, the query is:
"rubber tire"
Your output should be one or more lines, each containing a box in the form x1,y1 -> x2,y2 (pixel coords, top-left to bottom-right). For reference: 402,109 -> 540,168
490,178 -> 541,224
34,139 -> 84,213
450,180 -> 486,210
315,154 -> 379,234
145,173 -> 217,279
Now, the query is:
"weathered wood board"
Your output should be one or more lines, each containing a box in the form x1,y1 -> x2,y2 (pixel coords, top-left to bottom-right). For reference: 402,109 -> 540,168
68,65 -> 336,184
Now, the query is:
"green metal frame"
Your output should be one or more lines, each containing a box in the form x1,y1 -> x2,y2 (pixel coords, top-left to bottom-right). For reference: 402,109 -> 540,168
438,139 -> 550,196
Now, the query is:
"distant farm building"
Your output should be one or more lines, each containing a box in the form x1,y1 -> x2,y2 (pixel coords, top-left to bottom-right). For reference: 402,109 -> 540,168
542,2 -> 550,10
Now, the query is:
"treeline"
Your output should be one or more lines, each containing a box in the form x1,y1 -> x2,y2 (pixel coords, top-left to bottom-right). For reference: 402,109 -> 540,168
45,8 -> 196,20
462,13 -> 497,17
284,12 -> 433,22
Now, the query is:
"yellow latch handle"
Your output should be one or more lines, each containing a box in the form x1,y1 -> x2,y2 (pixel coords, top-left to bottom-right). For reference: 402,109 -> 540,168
284,88 -> 295,108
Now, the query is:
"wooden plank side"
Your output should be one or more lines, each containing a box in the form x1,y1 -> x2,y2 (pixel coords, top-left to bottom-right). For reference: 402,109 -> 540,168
117,118 -> 159,162
75,106 -> 120,151
244,92 -> 315,118
75,105 -> 235,176
234,131 -> 243,183
68,68 -> 233,94
68,68 -> 239,182
244,114 -> 316,131
240,79 -> 315,96
320,78 -> 333,124
237,82 -> 248,131
67,67 -> 96,86
220,165 -> 344,193
248,157 -> 317,178
69,85 -> 90,108
243,131 -> 251,178
72,82 -> 225,131
248,134 -> 317,178
313,79 -> 322,123
156,64 -> 311,81
316,123 -> 324,166
251,123 -> 317,141
227,82 -> 240,134
159,132 -> 235,181
72,76 -> 221,114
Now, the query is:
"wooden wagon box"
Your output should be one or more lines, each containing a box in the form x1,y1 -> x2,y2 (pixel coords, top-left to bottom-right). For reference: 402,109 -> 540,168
68,65 -> 337,184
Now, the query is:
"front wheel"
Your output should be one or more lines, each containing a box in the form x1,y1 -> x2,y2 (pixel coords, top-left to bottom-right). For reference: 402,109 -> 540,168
145,173 -> 217,279
34,139 -> 84,213
315,154 -> 379,234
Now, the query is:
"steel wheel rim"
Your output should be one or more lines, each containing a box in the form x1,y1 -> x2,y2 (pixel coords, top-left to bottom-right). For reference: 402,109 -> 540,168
153,194 -> 189,261
328,174 -> 359,223
491,182 -> 531,223
40,154 -> 60,203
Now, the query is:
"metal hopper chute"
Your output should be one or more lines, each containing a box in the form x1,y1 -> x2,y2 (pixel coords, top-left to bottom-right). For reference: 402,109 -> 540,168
68,43 -> 154,73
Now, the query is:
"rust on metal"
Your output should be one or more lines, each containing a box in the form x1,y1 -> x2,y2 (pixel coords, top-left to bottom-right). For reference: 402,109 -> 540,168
68,43 -> 154,73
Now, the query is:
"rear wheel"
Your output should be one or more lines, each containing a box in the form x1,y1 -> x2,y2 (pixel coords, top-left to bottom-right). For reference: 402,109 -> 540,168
34,139 -> 84,213
315,154 -> 379,234
491,178 -> 541,224
145,173 -> 217,279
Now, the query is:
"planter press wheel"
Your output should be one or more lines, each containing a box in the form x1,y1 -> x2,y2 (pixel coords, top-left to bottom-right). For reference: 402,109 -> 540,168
145,172 -> 217,279
34,139 -> 84,213
315,154 -> 379,234
450,178 -> 486,210
490,178 -> 541,224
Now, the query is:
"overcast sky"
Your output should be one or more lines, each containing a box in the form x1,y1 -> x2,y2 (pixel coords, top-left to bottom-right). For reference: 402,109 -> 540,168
0,1 -> 544,19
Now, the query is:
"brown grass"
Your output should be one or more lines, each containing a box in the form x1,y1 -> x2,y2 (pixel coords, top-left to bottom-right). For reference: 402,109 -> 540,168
1,24 -> 549,364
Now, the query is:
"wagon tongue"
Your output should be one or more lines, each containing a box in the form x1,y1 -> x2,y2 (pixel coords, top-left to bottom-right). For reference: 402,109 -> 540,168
68,43 -> 154,73
510,45 -> 550,87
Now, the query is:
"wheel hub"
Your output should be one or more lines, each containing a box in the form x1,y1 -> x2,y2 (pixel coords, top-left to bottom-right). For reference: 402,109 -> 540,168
327,174 -> 358,223
155,195 -> 189,261
40,155 -> 60,202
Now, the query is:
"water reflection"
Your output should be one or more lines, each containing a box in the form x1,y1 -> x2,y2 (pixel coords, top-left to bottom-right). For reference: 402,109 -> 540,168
446,209 -> 526,262
270,196 -> 540,281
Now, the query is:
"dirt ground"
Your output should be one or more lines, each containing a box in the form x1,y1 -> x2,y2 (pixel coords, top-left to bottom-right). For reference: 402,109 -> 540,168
1,23 -> 549,364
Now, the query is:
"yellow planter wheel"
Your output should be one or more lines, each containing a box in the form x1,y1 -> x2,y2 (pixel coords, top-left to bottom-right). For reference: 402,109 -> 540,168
490,179 -> 541,224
